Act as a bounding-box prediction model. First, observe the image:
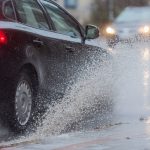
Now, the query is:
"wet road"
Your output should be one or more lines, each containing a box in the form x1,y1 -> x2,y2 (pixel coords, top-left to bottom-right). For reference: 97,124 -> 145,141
1,40 -> 150,149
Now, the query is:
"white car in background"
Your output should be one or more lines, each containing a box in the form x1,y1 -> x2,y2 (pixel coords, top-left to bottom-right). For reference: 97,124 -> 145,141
105,6 -> 150,46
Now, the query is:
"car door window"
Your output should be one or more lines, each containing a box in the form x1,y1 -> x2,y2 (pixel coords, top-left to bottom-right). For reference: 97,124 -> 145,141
3,0 -> 16,21
14,0 -> 49,30
42,1 -> 81,38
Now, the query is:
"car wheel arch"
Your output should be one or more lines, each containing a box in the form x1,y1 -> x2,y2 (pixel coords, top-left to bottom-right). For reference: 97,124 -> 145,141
19,63 -> 39,91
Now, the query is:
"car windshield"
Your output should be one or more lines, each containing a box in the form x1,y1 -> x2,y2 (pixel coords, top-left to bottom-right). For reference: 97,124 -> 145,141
115,7 -> 150,23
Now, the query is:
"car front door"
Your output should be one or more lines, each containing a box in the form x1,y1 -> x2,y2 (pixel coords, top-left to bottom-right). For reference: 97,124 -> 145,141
41,0 -> 90,89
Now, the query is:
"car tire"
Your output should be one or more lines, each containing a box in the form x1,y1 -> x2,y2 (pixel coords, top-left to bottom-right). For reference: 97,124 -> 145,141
8,69 -> 38,133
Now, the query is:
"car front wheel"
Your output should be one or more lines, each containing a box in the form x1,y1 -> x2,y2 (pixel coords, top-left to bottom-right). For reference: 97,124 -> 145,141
9,69 -> 38,133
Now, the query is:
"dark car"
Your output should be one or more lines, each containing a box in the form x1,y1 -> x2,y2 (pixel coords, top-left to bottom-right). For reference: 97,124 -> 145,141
0,0 -> 106,132
105,6 -> 150,46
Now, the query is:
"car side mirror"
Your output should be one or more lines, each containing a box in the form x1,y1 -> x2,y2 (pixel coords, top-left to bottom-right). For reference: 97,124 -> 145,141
85,25 -> 100,40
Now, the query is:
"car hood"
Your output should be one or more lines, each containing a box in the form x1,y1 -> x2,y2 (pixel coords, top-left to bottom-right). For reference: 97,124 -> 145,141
112,21 -> 150,30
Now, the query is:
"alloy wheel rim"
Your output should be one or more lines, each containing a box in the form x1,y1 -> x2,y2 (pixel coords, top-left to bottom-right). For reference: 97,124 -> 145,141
15,80 -> 32,126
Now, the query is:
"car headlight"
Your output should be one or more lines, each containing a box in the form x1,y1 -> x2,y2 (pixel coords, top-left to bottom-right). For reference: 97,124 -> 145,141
139,25 -> 150,34
106,27 -> 116,34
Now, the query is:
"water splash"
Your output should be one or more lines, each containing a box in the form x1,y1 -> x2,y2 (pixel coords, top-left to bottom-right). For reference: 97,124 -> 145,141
3,37 -> 150,145
36,44 -> 114,137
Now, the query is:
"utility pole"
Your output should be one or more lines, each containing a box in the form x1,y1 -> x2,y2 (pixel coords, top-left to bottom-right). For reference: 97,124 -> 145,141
108,0 -> 114,21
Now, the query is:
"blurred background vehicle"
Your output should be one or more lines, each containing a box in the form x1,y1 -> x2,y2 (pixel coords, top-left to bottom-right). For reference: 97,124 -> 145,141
105,6 -> 150,47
